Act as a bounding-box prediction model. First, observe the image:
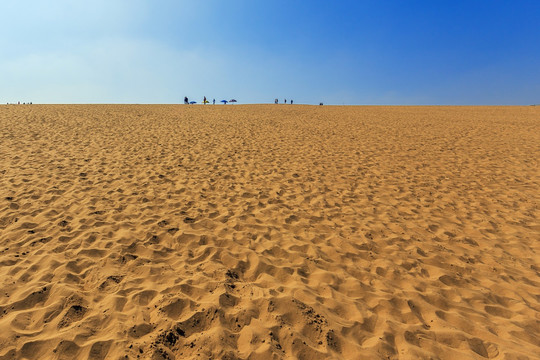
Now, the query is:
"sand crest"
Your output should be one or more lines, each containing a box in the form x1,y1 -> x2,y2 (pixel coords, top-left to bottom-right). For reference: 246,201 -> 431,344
0,104 -> 539,359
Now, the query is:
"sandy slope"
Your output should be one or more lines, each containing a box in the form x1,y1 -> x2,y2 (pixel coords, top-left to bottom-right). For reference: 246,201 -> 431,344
0,104 -> 539,360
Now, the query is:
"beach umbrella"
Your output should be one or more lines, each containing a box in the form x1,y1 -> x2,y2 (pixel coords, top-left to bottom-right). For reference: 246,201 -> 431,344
221,100 -> 228,104
189,101 -> 197,104
229,99 -> 237,103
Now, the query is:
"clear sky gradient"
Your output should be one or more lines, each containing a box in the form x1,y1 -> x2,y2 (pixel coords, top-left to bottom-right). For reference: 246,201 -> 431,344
1,1 -> 539,105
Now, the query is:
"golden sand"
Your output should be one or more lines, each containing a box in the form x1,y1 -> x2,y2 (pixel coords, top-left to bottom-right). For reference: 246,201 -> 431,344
0,104 -> 539,359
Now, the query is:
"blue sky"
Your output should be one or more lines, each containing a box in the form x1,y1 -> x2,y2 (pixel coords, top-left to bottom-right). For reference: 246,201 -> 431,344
1,0 -> 539,105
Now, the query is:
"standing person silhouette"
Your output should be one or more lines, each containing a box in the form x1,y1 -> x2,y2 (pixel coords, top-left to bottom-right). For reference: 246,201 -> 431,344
184,96 -> 189,104
204,96 -> 207,104
213,99 -> 215,105
284,99 -> 287,104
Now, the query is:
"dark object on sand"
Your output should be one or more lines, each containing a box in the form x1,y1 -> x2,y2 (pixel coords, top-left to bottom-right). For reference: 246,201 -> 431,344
319,102 -> 323,105
221,100 -> 228,104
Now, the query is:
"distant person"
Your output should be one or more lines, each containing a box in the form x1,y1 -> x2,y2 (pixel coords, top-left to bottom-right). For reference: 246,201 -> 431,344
291,100 -> 293,104
274,98 -> 278,104
213,99 -> 215,105
184,97 -> 189,104
284,99 -> 287,104
203,96 -> 207,104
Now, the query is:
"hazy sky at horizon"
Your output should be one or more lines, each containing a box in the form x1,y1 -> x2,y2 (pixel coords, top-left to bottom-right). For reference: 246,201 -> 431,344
1,1 -> 539,105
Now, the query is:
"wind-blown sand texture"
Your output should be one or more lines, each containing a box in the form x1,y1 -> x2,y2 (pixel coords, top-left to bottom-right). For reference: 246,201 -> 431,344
0,104 -> 539,360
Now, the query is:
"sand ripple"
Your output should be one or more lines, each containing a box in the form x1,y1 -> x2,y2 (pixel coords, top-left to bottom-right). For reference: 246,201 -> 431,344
1,104 -> 539,359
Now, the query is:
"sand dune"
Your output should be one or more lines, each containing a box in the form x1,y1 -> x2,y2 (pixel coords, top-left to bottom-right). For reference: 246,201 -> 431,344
0,104 -> 539,359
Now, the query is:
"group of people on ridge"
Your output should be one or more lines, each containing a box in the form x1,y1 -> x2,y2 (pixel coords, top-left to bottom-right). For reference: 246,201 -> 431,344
274,99 -> 293,104
183,97 -> 304,105
184,96 -> 215,105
